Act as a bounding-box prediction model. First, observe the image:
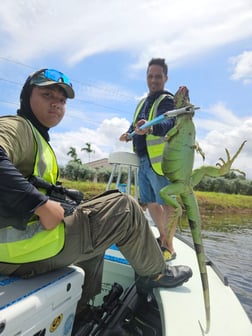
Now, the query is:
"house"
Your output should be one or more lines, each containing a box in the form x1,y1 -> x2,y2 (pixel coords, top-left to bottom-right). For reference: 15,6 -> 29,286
86,158 -> 110,169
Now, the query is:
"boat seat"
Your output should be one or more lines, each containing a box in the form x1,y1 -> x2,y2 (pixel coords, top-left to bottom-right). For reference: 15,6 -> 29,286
106,152 -> 139,200
0,266 -> 84,335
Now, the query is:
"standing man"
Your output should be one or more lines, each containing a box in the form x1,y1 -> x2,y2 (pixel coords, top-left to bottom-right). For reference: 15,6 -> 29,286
120,58 -> 177,260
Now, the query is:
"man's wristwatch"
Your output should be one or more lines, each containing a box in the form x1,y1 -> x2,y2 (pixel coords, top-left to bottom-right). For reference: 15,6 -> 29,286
147,126 -> 153,134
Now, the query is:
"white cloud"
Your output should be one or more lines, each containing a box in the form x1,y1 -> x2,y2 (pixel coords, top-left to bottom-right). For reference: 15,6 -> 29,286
0,0 -> 252,70
51,117 -> 132,166
230,51 -> 252,84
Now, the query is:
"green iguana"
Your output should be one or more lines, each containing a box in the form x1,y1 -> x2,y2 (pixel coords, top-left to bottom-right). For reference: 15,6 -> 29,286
160,86 -> 246,334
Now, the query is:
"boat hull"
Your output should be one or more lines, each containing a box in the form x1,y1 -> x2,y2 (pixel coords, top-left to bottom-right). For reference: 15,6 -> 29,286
103,228 -> 252,335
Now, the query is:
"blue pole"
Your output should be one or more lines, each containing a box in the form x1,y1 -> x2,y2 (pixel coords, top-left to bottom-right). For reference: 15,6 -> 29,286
127,105 -> 199,139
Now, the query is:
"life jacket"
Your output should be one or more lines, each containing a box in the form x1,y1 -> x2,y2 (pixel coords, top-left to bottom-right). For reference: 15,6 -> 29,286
133,94 -> 168,175
0,121 -> 65,263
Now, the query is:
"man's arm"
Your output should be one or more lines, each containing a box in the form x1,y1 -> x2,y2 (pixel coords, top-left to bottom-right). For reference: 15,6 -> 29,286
0,146 -> 48,230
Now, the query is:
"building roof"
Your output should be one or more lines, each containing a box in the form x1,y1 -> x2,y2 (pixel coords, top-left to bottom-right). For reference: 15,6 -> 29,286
86,158 -> 110,169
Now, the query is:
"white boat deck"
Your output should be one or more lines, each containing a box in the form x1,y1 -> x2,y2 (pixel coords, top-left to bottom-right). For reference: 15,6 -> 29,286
155,233 -> 252,336
104,226 -> 252,336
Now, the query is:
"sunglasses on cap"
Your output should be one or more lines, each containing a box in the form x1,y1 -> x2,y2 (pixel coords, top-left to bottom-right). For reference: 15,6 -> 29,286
44,69 -> 72,85
29,68 -> 74,98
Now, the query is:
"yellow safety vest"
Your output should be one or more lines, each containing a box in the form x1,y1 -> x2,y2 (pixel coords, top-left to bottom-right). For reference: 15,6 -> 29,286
0,121 -> 65,263
133,94 -> 168,175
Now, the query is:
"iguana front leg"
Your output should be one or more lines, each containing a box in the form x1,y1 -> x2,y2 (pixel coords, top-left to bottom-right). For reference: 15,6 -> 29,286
192,141 -> 246,187
164,122 -> 180,141
195,141 -> 205,161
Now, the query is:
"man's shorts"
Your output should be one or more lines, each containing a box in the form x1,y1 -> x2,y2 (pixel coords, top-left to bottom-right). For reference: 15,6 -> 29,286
138,155 -> 171,205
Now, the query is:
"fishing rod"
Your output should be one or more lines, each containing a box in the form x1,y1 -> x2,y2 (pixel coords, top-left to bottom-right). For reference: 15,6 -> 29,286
127,105 -> 200,140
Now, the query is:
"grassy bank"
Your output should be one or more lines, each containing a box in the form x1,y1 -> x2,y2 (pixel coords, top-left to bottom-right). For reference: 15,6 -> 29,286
62,179 -> 252,213
195,191 -> 252,213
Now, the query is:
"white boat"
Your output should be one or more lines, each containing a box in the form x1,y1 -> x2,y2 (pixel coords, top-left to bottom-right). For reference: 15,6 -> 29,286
1,228 -> 251,336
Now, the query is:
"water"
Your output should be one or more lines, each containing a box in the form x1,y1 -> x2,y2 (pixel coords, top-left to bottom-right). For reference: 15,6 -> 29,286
180,214 -> 252,323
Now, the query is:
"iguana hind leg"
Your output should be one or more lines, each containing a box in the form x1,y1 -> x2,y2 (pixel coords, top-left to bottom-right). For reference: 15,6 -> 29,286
160,182 -> 187,245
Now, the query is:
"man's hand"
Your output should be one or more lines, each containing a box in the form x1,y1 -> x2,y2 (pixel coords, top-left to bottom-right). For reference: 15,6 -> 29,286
119,133 -> 129,142
135,119 -> 152,135
35,200 -> 64,230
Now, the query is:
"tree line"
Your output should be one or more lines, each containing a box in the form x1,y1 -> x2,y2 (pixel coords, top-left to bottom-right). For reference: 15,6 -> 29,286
194,172 -> 252,195
61,146 -> 252,196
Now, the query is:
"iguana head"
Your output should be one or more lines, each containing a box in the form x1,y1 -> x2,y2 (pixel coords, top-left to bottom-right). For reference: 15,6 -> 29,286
174,86 -> 190,109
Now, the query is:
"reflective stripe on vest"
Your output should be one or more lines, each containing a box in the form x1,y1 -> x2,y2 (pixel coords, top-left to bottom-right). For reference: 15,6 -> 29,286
133,94 -> 168,175
0,121 -> 65,263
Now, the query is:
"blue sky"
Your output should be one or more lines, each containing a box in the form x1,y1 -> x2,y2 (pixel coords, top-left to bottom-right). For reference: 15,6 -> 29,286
0,0 -> 252,178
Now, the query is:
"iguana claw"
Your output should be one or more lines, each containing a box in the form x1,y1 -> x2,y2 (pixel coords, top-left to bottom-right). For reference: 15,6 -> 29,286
216,141 -> 246,177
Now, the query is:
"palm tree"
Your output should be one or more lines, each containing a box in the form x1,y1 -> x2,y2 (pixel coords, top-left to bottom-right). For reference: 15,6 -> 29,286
67,147 -> 82,164
81,143 -> 95,162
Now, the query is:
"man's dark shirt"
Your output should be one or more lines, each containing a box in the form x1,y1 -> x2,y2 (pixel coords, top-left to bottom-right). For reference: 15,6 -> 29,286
128,90 -> 175,157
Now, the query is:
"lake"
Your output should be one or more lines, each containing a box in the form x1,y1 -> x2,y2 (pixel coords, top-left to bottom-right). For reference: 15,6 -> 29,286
180,213 -> 252,323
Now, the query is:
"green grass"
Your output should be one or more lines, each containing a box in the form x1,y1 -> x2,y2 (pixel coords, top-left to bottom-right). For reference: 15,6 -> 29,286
62,179 -> 252,213
195,191 -> 252,212
61,179 -> 107,199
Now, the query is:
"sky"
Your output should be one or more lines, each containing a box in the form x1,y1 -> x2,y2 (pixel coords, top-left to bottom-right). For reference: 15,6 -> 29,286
0,0 -> 252,179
